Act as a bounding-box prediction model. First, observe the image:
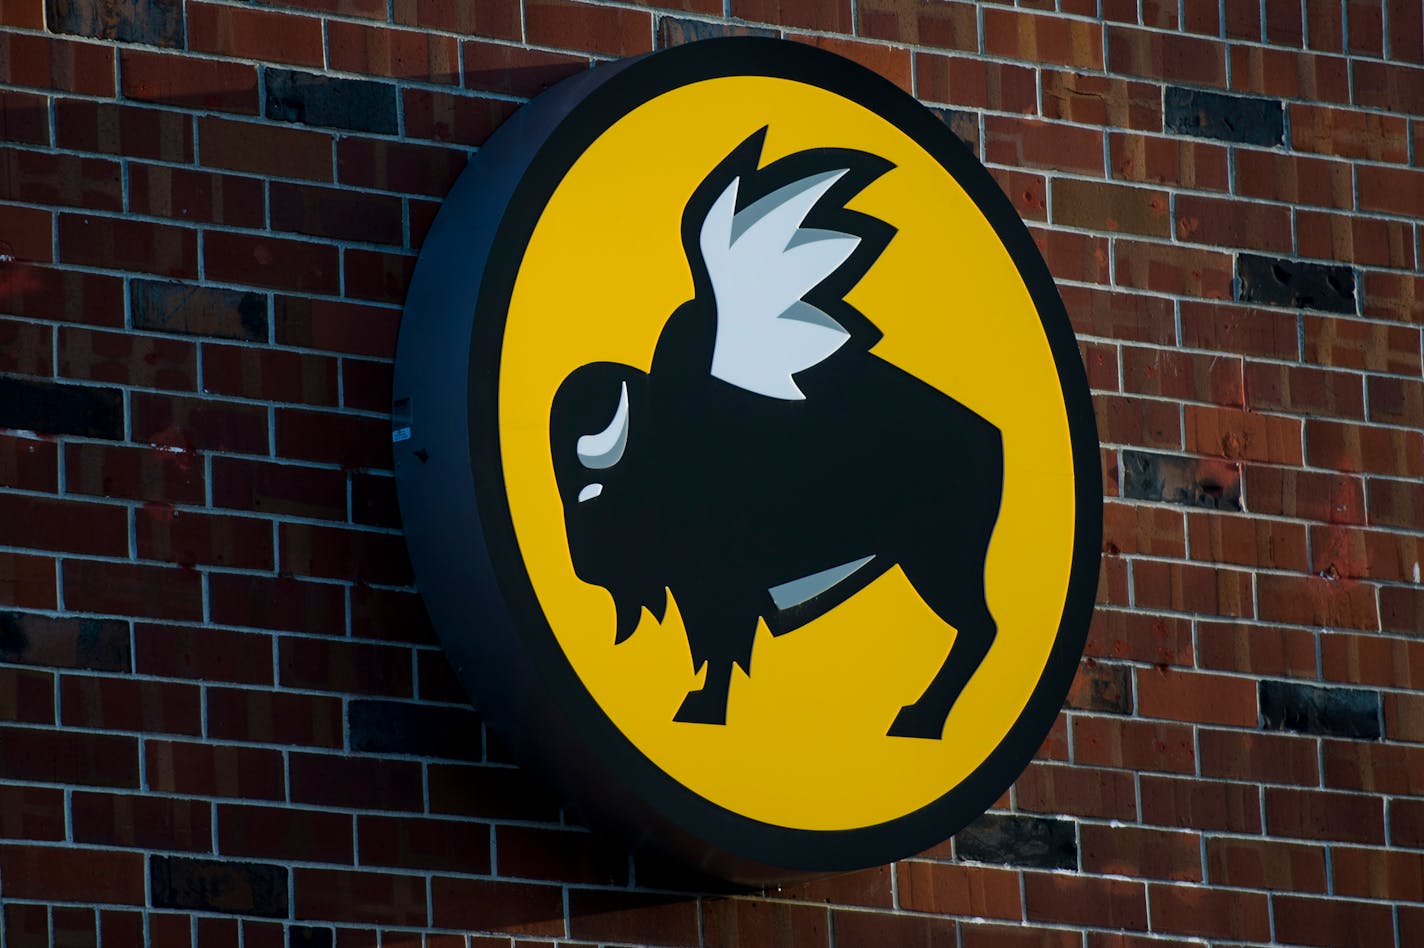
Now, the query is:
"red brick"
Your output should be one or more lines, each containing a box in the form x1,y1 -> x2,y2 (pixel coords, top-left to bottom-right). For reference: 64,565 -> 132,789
270,181 -> 402,245
1147,884 -> 1270,940
0,550 -> 55,608
402,87 -> 513,147
202,344 -> 339,406
294,868 -> 428,927
1235,147 -> 1354,207
1054,179 -> 1170,237
351,585 -> 434,645
1230,45 -> 1351,103
0,725 -> 138,787
1175,194 -> 1291,253
1322,632 -> 1424,687
1122,346 -> 1242,405
132,391 -> 269,454
290,753 -> 423,810
0,432 -> 57,492
360,815 -> 492,873
0,845 -> 143,904
1206,836 -> 1327,892
1086,609 -> 1193,666
1200,727 -> 1319,785
788,34 -> 912,94
1364,268 -> 1424,322
1355,58 -> 1424,114
280,522 -> 412,585
337,136 -> 466,197
279,636 -> 413,696
276,408 -> 392,469
55,98 -> 191,162
1307,418 -> 1424,478
120,49 -> 258,114
1324,739 -> 1424,795
1196,620 -> 1317,677
1185,404 -> 1302,464
188,2 -> 323,67
0,89 -> 48,145
1242,464 -> 1364,524
207,686 -> 342,748
0,666 -> 52,724
1032,228 -> 1111,284
1141,774 -> 1261,832
1131,560 -> 1253,619
1304,314 -> 1422,375
1102,502 -> 1186,558
1016,762 -> 1137,820
66,441 -> 203,505
1332,846 -> 1424,900
146,739 -> 285,800
204,231 -> 339,295
1093,394 -> 1182,449
199,116 -> 333,182
430,877 -> 563,935
1110,133 -> 1230,191
0,203 -> 51,263
71,791 -> 212,852
1261,573 -> 1380,629
275,296 -> 399,357
1042,71 -> 1160,129
1023,872 -> 1146,930
0,32 -> 114,96
1073,716 -> 1195,774
129,164 -> 265,229
1059,286 -> 1175,344
1389,0 -> 1424,62
1381,585 -> 1424,636
218,803 -> 353,864
211,457 -> 346,521
1386,692 -> 1424,742
701,899 -> 830,948
393,0 -> 520,38
1266,787 -> 1385,843
0,493 -> 130,559
63,559 -> 203,621
982,7 -> 1103,69
984,115 -> 1102,173
1187,512 -> 1308,570
61,674 -> 201,734
137,508 -> 273,570
858,0 -> 975,47
1115,239 -> 1234,298
1137,667 -> 1257,727
59,326 -> 197,390
0,785 -> 64,841
894,861 -> 1019,918
0,0 -> 44,30
566,889 -> 700,947
1289,102 -> 1410,162
342,361 -> 393,416
135,623 -> 273,685
1107,25 -> 1225,85
328,20 -> 458,83
1313,524 -> 1422,583
461,40 -> 587,97
343,248 -> 416,304
209,572 -> 345,634
58,213 -> 196,278
102,912 -> 145,947
1369,376 -> 1424,428
1244,362 -> 1365,419
1272,894 -> 1396,947
1080,824 -> 1201,881
730,0 -> 850,32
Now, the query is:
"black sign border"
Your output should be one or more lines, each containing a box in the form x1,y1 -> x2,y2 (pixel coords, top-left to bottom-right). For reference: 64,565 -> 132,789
402,36 -> 1101,883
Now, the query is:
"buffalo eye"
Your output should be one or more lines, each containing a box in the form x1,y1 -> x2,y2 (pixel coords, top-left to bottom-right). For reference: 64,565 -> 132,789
576,381 -> 629,470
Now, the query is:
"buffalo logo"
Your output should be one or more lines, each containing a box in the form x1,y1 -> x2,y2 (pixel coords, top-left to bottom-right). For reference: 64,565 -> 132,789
550,129 -> 1002,740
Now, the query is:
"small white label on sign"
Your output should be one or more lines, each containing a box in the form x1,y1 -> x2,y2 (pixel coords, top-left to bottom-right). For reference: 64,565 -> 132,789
392,427 -> 412,443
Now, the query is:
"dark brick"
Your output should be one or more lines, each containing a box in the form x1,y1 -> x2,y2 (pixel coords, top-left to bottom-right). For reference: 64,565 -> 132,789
0,612 -> 130,671
1121,450 -> 1242,510
150,855 -> 288,918
46,0 -> 184,47
656,15 -> 776,47
934,107 -> 981,156
348,699 -> 480,761
1067,661 -> 1133,714
265,69 -> 397,135
955,813 -> 1077,870
131,280 -> 268,342
1238,254 -> 1356,314
0,376 -> 122,439
288,926 -> 333,948
1260,680 -> 1381,740
1165,86 -> 1284,146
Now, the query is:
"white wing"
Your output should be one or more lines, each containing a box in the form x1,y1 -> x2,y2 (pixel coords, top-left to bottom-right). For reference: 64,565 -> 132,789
698,170 -> 862,400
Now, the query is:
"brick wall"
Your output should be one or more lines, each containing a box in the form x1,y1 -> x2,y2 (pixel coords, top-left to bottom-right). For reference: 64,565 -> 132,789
1,0 -> 1422,945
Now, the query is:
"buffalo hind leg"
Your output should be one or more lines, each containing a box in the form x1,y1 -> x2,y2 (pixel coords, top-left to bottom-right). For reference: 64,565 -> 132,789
889,564 -> 997,739
674,659 -> 733,725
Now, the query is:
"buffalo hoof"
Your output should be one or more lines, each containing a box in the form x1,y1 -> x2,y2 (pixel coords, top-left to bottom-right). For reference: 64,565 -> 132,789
673,687 -> 728,726
886,703 -> 946,739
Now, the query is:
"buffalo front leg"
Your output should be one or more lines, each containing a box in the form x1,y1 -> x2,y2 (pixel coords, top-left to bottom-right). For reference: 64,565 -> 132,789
673,659 -> 734,725
887,598 -> 996,740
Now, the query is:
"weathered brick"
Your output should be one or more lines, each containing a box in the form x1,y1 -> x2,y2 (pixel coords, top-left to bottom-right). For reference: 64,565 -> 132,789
151,855 -> 289,919
955,813 -> 1076,870
131,279 -> 268,342
265,69 -> 398,135
348,699 -> 479,760
1165,86 -> 1284,146
46,0 -> 183,46
1238,254 -> 1356,313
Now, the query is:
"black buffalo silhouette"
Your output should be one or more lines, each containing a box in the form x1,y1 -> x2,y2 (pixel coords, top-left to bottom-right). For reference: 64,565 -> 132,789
549,129 -> 1003,739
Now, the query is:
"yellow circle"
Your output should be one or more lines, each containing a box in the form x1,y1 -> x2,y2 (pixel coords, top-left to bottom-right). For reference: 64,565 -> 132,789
498,76 -> 1076,831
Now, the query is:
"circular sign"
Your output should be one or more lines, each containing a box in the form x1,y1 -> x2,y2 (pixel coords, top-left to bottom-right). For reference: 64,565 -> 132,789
393,38 -> 1100,882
